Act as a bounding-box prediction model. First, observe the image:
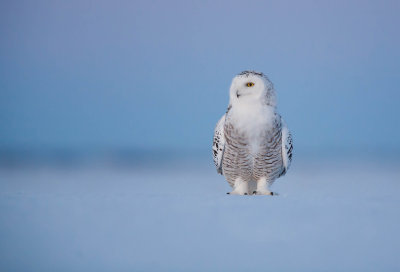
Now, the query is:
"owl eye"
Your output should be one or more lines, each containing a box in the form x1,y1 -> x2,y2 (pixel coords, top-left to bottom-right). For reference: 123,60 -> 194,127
246,82 -> 255,87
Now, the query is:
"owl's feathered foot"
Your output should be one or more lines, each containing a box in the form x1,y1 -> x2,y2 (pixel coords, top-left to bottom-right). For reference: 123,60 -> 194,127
226,191 -> 248,195
253,190 -> 275,196
254,178 -> 276,195
227,178 -> 249,195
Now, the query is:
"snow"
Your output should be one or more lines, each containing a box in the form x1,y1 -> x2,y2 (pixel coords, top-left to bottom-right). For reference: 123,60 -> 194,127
0,156 -> 399,271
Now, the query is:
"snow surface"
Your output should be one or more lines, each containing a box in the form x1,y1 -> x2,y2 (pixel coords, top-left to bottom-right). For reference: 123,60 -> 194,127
0,157 -> 399,271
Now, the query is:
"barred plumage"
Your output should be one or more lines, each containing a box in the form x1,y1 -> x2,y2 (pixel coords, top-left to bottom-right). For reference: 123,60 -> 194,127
212,71 -> 293,195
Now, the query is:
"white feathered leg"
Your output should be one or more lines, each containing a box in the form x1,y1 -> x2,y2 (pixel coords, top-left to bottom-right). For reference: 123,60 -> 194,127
254,177 -> 274,195
228,178 -> 249,195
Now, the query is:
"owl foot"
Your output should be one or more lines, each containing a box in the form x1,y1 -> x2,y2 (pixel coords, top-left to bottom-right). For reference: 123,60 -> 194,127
226,191 -> 249,195
255,178 -> 276,195
253,190 -> 275,196
227,178 -> 249,195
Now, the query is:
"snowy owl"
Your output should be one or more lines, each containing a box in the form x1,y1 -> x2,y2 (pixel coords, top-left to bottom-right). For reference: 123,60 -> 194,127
212,71 -> 293,195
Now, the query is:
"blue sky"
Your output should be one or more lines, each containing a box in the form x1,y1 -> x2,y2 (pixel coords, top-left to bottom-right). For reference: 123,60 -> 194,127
1,0 -> 399,154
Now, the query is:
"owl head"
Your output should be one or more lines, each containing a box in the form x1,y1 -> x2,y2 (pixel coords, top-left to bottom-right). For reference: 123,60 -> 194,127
229,71 -> 277,107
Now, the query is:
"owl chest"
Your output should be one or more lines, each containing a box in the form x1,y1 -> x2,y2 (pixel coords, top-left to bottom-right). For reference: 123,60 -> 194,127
225,123 -> 275,155
225,106 -> 275,152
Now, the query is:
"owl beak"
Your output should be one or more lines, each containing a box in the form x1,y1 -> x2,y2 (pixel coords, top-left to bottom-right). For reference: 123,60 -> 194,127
236,90 -> 248,98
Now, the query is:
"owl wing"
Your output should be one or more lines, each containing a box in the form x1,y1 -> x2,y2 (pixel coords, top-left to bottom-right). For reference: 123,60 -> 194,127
280,117 -> 293,177
212,114 -> 226,175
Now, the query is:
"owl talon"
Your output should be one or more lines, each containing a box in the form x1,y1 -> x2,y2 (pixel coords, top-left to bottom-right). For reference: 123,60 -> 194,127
254,190 -> 275,195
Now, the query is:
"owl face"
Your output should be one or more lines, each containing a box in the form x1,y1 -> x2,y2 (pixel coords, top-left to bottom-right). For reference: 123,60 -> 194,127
229,71 -> 276,107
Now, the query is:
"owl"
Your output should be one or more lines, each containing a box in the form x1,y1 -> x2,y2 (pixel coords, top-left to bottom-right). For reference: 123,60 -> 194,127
212,71 -> 293,195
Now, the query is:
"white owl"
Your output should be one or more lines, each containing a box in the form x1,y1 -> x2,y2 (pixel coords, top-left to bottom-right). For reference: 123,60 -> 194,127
212,71 -> 293,195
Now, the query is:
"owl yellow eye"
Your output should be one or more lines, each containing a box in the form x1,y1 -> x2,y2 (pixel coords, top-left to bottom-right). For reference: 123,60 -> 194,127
246,82 -> 255,87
